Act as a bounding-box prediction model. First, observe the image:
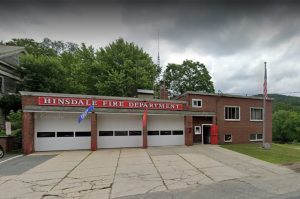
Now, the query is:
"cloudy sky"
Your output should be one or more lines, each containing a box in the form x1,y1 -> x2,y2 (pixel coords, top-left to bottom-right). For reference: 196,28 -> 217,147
1,0 -> 300,96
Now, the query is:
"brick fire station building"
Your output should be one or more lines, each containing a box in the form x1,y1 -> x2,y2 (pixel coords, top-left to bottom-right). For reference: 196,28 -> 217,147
20,90 -> 272,154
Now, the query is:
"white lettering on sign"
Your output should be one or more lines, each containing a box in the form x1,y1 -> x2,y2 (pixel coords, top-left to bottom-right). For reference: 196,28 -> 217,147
38,97 -> 184,111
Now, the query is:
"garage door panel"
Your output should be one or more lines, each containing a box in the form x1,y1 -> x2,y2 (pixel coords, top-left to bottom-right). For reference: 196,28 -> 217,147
99,136 -> 142,148
35,113 -> 90,132
35,113 -> 91,151
148,135 -> 184,146
36,137 -> 90,151
147,115 -> 185,147
97,114 -> 142,148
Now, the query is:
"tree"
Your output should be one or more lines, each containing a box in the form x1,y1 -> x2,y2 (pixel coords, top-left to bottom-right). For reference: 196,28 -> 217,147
6,38 -> 56,56
0,94 -> 21,118
18,54 -> 66,93
8,37 -> 160,97
93,38 -> 161,97
62,43 -> 96,94
273,110 -> 300,143
163,60 -> 215,97
6,38 -> 78,56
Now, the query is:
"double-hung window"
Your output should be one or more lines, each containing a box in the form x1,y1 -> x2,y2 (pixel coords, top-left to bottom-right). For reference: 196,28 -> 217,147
192,99 -> 202,108
250,108 -> 263,121
224,106 -> 240,121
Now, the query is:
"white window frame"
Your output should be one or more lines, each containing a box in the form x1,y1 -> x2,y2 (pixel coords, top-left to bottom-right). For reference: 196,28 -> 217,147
194,126 -> 202,135
250,107 -> 264,121
224,106 -> 240,121
250,133 -> 263,141
224,134 -> 232,143
192,99 -> 202,108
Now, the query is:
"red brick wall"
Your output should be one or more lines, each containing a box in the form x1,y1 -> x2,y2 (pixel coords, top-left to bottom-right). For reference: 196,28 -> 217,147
22,112 -> 34,154
22,96 -> 39,108
186,94 -> 272,144
187,94 -> 217,112
216,97 -> 272,144
91,113 -> 97,151
192,116 -> 213,143
184,116 -> 193,146
143,115 -> 148,148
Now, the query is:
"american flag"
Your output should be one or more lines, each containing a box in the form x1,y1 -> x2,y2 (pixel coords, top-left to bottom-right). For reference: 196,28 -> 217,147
263,63 -> 268,99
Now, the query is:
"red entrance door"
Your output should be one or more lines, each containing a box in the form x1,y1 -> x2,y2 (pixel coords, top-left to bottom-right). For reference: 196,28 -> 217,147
210,124 -> 218,144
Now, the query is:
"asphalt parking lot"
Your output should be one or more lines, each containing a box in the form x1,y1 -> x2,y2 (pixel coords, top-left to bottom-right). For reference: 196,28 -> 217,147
0,145 -> 298,199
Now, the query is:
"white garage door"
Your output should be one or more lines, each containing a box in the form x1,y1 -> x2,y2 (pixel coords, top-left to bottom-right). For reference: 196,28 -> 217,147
147,115 -> 185,146
97,114 -> 143,148
35,113 -> 91,151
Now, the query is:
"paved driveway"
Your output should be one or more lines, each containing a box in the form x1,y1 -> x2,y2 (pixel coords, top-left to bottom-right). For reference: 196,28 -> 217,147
0,145 -> 296,199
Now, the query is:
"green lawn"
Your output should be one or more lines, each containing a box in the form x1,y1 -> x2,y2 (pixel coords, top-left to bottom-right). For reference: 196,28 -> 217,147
221,143 -> 300,165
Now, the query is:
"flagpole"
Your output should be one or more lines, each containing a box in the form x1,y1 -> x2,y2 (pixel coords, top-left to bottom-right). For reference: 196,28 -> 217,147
263,61 -> 269,149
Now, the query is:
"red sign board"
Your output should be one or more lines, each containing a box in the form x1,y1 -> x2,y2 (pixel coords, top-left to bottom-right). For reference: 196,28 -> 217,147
38,97 -> 183,111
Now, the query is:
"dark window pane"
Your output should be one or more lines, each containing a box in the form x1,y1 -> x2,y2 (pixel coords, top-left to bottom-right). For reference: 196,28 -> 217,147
250,134 -> 256,140
160,131 -> 171,135
75,131 -> 91,137
192,99 -> 202,107
57,132 -> 74,137
257,134 -> 263,140
148,131 -> 159,136
225,107 -> 239,120
37,132 -> 55,137
115,131 -> 128,136
99,131 -> 113,136
193,101 -> 197,106
224,134 -> 232,142
173,130 -> 183,135
129,131 -> 142,136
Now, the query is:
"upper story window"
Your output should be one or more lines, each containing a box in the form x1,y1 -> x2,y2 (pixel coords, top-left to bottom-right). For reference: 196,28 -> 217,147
224,106 -> 240,121
192,99 -> 202,108
250,108 -> 263,121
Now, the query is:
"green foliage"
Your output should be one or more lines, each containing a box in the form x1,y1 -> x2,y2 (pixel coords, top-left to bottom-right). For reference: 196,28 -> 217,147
6,38 -> 78,56
0,94 -> 21,117
273,110 -> 300,143
163,60 -> 215,97
0,130 -> 5,136
12,38 -> 160,97
18,54 -> 67,92
221,143 -> 300,164
269,94 -> 300,113
7,110 -> 22,138
94,38 -> 160,97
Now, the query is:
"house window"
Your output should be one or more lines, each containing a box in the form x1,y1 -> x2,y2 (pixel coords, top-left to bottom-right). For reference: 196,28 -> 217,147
0,76 -> 4,93
250,133 -> 263,141
172,130 -> 184,135
75,131 -> 91,137
224,106 -> 240,120
148,131 -> 159,136
99,131 -> 113,136
57,132 -> 74,137
37,132 -> 55,137
224,134 -> 232,142
192,99 -> 202,108
250,108 -> 263,121
115,131 -> 128,136
160,130 -> 172,135
129,131 -> 142,136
